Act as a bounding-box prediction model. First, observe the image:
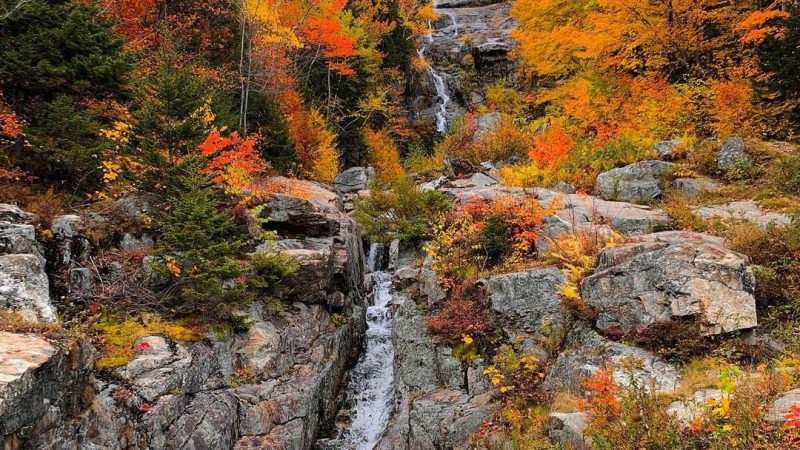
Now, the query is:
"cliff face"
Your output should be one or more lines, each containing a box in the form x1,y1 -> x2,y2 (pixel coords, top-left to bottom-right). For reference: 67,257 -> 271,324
411,0 -> 517,132
0,179 -> 368,450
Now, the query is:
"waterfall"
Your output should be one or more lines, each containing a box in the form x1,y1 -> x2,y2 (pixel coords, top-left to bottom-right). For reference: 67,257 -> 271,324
338,272 -> 396,449
430,68 -> 450,134
418,17 -> 451,134
445,12 -> 458,36
366,243 -> 385,273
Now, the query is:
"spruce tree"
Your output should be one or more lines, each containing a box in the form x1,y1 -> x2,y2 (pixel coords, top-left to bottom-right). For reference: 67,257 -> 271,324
157,162 -> 246,320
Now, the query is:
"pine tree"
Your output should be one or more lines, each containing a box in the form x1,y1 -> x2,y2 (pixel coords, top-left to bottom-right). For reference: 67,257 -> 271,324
156,162 -> 247,320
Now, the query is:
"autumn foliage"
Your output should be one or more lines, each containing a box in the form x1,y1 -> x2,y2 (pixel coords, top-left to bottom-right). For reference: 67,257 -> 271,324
282,91 -> 339,182
198,129 -> 268,194
365,128 -> 405,184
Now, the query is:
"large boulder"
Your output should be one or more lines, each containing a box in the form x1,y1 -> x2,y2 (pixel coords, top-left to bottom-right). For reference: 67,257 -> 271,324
694,201 -> 791,229
112,192 -> 161,223
594,160 -> 675,204
0,204 -> 37,224
667,389 -> 724,426
0,254 -> 56,322
487,268 -> 569,349
535,188 -> 671,235
548,412 -> 589,447
582,231 -> 757,336
766,389 -> 800,423
261,194 -> 341,238
334,167 -> 373,194
0,221 -> 44,262
717,137 -> 752,174
474,111 -> 501,140
51,214 -> 92,269
543,325 -> 680,395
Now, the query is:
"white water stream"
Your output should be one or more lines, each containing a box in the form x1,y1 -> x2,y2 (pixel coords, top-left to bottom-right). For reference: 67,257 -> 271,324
418,8 -> 457,134
339,245 -> 396,450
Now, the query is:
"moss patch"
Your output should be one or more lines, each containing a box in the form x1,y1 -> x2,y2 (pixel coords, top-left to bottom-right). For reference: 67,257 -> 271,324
93,313 -> 204,368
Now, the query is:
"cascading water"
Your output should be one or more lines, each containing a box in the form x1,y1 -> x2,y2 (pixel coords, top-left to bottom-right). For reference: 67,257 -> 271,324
337,245 -> 396,450
417,10 -> 454,134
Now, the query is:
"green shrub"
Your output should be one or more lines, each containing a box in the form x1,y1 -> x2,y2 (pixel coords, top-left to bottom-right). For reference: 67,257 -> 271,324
481,215 -> 510,262
773,153 -> 800,195
354,177 -> 450,243
249,251 -> 299,302
725,217 -> 800,319
723,154 -> 757,182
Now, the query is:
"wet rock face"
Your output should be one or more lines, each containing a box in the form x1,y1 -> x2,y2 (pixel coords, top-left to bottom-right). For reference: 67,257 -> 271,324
583,231 -> 757,336
378,294 -> 496,450
412,0 -> 518,130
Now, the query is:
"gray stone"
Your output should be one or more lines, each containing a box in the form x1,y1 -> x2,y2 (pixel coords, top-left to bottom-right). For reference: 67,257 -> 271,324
113,192 -> 160,222
655,139 -> 684,160
717,137 -> 752,174
694,201 -> 791,229
480,161 -> 497,172
334,167 -> 374,194
51,214 -> 85,239
474,111 -> 501,140
472,39 -> 514,70
472,172 -> 498,187
667,389 -> 723,426
0,254 -> 55,322
0,221 -> 44,262
165,392 -> 239,450
120,233 -> 154,252
487,268 -> 568,334
535,188 -> 671,235
548,412 -> 589,447
673,177 -> 719,198
0,204 -> 37,224
262,194 -> 340,238
420,177 -> 447,192
582,231 -> 757,336
119,335 -> 192,401
0,333 -> 95,443
766,388 -> 800,422
419,268 -> 446,305
594,160 -> 675,204
69,267 -> 95,293
407,389 -> 496,450
551,181 -> 577,194
544,325 -> 680,395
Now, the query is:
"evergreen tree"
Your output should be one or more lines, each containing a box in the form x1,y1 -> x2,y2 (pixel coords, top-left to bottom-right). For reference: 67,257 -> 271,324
0,0 -> 130,189
757,5 -> 800,137
156,162 -> 247,321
